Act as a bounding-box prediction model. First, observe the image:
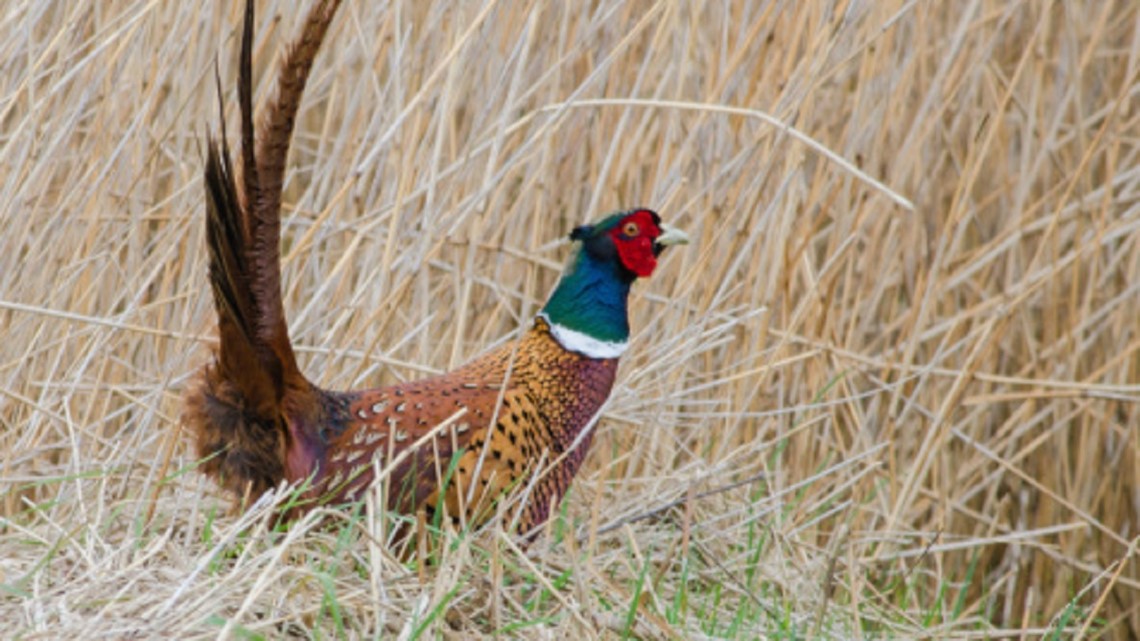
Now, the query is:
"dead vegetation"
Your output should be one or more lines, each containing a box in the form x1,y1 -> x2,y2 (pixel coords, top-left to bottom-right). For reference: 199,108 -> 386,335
1,0 -> 1138,638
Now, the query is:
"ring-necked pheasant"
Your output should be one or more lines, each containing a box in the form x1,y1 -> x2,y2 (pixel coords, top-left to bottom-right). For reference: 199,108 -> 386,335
184,0 -> 689,535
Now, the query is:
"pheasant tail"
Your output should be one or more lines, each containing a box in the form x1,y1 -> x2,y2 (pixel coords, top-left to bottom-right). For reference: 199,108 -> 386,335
184,0 -> 344,501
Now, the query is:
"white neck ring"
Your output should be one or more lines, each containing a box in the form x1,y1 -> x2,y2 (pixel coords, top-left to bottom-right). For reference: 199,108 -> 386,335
539,313 -> 628,359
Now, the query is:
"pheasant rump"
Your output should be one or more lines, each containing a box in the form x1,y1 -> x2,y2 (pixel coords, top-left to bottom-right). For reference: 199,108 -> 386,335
184,0 -> 689,535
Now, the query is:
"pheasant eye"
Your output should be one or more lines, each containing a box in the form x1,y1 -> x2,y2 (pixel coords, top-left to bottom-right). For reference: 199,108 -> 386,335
622,222 -> 640,237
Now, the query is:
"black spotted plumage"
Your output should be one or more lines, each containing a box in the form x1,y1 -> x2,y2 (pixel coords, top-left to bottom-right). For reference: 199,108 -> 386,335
311,317 -> 616,533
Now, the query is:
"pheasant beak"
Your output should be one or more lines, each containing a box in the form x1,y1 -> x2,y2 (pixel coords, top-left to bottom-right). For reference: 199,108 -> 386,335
653,223 -> 690,255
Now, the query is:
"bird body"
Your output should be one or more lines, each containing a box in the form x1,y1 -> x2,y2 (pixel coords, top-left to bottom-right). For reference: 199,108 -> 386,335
312,316 -> 618,532
184,0 -> 688,535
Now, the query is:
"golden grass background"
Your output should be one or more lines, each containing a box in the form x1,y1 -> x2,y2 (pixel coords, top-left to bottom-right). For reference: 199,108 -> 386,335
2,0 -> 1139,637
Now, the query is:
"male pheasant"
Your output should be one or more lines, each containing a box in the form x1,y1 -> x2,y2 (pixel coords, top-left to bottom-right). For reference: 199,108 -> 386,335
184,0 -> 689,535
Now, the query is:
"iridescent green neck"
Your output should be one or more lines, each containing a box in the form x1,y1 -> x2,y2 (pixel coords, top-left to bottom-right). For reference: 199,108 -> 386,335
539,249 -> 632,357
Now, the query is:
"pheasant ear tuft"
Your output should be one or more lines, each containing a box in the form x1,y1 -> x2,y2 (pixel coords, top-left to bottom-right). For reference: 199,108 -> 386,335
569,225 -> 593,242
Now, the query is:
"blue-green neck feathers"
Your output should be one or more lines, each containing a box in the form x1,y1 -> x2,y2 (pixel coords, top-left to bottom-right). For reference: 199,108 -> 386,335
541,246 -> 633,348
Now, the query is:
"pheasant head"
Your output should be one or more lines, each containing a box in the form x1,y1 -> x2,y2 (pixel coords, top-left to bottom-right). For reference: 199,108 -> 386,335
540,208 -> 689,359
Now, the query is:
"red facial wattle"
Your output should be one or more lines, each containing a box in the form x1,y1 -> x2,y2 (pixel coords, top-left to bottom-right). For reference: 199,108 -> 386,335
609,209 -> 662,278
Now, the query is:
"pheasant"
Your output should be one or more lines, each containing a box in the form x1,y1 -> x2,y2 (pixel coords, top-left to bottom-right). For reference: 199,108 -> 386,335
184,0 -> 689,535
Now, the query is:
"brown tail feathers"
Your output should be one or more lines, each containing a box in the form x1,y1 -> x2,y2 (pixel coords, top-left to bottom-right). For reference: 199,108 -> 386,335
184,0 -> 343,502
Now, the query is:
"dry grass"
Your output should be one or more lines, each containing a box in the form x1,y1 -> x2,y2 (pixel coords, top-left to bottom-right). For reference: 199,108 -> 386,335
2,0 -> 1139,638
